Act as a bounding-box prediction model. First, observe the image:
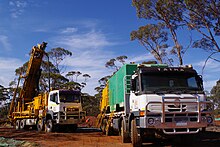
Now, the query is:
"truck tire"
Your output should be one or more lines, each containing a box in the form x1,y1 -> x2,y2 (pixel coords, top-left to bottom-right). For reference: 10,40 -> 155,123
121,120 -> 131,143
70,124 -> 77,132
20,119 -> 26,130
131,119 -> 142,147
45,119 -> 53,132
15,120 -> 20,130
37,119 -> 45,132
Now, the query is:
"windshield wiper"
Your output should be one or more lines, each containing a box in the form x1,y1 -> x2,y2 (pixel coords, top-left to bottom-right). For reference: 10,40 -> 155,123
171,87 -> 202,94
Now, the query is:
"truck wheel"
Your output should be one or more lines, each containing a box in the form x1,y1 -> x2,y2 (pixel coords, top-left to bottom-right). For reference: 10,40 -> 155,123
37,119 -> 45,132
121,120 -> 131,143
131,119 -> 142,147
15,120 -> 20,130
71,124 -> 77,132
45,119 -> 53,132
20,119 -> 26,130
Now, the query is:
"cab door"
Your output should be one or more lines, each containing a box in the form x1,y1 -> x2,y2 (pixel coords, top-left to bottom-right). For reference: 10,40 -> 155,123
48,91 -> 60,113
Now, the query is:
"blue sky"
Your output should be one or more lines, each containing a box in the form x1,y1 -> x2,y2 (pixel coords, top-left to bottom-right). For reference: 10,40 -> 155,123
0,0 -> 219,95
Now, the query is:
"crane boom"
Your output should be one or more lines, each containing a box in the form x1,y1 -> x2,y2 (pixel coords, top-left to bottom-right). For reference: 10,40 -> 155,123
20,42 -> 47,104
9,42 -> 47,118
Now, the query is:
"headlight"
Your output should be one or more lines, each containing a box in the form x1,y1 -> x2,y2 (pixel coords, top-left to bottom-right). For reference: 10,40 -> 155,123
201,116 -> 206,122
147,118 -> 155,125
207,116 -> 213,124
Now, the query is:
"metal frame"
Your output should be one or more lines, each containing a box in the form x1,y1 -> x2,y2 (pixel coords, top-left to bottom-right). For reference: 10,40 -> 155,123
142,96 -> 213,134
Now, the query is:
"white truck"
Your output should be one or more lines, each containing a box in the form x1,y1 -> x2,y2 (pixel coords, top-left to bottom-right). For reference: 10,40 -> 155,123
43,89 -> 85,132
97,64 -> 214,147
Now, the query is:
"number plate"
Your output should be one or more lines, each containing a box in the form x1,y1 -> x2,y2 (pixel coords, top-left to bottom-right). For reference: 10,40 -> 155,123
175,117 -> 188,126
176,122 -> 187,126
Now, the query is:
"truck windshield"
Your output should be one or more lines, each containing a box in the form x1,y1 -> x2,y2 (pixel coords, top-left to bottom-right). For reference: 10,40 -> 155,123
59,93 -> 80,103
141,73 -> 203,94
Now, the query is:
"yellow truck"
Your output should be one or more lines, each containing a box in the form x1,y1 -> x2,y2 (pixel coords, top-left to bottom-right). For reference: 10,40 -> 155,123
8,42 -> 85,132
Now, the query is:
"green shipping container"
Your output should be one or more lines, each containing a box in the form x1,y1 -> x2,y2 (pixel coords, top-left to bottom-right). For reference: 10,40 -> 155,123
109,64 -> 137,112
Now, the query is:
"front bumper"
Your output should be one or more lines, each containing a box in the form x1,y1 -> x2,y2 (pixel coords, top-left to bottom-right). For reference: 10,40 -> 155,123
56,111 -> 86,125
138,97 -> 214,134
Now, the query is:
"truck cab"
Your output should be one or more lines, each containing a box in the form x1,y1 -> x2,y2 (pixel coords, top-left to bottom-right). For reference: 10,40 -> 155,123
129,64 -> 213,145
45,89 -> 85,132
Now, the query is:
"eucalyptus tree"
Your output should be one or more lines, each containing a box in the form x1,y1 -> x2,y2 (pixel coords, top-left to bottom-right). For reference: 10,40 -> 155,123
83,74 -> 91,82
105,58 -> 118,70
182,0 -> 220,70
131,23 -> 171,64
132,0 -> 220,67
48,47 -> 72,73
65,71 -> 91,90
11,47 -> 72,92
208,80 -> 220,114
105,55 -> 128,71
132,0 -> 185,65
116,56 -> 128,65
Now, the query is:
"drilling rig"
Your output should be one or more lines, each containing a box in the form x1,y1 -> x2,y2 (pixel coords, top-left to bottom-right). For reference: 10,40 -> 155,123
9,42 -> 85,132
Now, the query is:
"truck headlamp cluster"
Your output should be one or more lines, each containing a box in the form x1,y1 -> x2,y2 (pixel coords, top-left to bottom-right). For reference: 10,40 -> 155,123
147,118 -> 155,125
207,116 -> 213,124
201,116 -> 206,122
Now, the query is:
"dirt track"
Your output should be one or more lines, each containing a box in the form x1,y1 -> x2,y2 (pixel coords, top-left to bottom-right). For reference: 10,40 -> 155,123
1,126 -> 220,147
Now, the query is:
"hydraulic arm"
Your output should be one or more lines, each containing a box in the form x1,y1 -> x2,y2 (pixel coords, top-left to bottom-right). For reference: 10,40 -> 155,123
9,42 -> 47,119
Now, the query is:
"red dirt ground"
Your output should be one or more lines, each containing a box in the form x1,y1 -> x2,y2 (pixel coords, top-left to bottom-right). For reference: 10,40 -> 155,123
0,119 -> 220,147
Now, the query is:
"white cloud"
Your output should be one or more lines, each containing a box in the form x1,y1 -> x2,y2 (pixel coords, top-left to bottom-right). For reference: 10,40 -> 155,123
9,0 -> 27,18
50,29 -> 117,95
194,59 -> 220,72
0,57 -> 23,87
55,30 -> 114,50
0,35 -> 11,51
61,27 -> 78,34
128,53 -> 154,63
203,80 -> 217,92
193,59 -> 220,92
34,28 -> 49,33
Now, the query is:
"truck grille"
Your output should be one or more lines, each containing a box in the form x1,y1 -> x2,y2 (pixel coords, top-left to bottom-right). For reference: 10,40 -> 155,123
164,128 -> 199,134
165,113 -> 198,122
67,108 -> 79,112
167,104 -> 187,112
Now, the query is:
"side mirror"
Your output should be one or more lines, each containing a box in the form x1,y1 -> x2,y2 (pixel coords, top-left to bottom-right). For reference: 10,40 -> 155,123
198,75 -> 204,90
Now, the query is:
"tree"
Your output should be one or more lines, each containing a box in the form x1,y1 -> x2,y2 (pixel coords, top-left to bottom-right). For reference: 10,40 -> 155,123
209,80 -> 220,115
0,85 -> 10,120
81,93 -> 100,116
184,0 -> 220,52
65,71 -> 91,90
48,47 -> 72,73
105,58 -> 118,70
82,74 -> 91,82
74,71 -> 82,82
132,0 -> 186,65
66,71 -> 75,82
116,56 -> 128,65
182,0 -> 220,70
11,47 -> 73,92
132,0 -> 220,67
105,56 -> 128,71
131,23 -> 171,64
